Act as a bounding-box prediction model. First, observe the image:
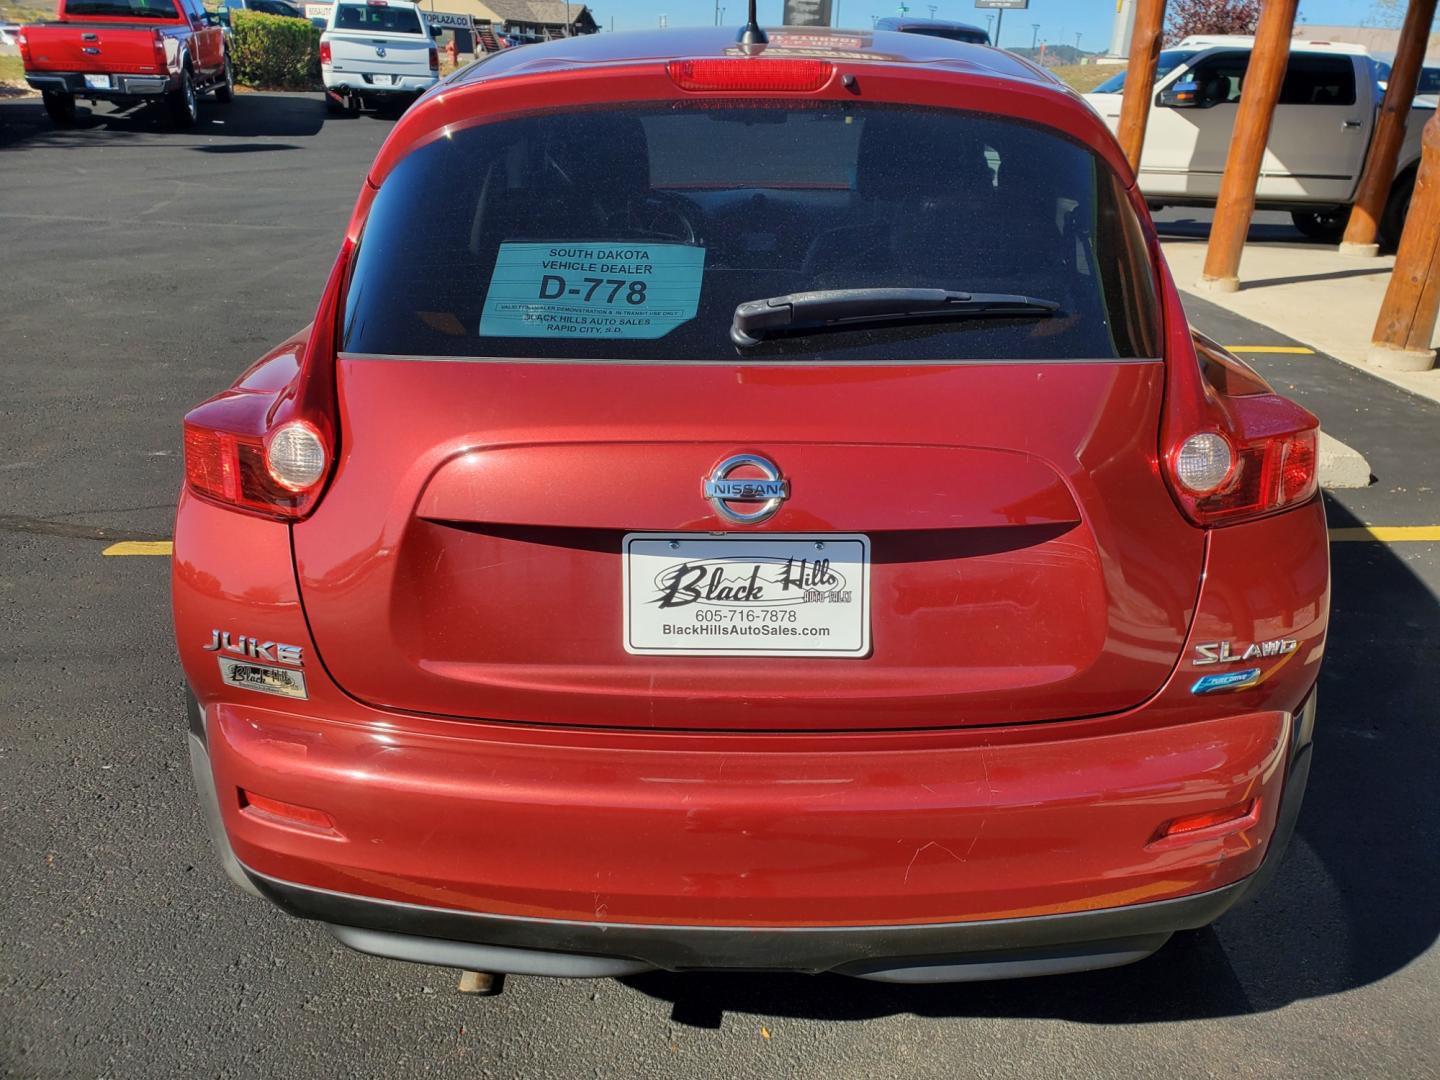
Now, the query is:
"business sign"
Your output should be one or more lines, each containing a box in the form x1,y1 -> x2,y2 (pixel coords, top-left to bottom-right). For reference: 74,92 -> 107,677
782,0 -> 833,27
974,0 -> 1028,8
425,10 -> 474,31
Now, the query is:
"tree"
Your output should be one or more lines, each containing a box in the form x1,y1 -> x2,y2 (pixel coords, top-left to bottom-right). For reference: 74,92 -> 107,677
1364,0 -> 1407,28
1164,0 -> 1263,44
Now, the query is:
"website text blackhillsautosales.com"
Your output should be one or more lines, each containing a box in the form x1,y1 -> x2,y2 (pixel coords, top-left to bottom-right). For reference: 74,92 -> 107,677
661,624 -> 834,637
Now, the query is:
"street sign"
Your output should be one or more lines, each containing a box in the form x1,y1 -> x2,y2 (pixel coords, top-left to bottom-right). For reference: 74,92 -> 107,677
975,0 -> 1028,8
782,0 -> 833,27
425,10 -> 474,31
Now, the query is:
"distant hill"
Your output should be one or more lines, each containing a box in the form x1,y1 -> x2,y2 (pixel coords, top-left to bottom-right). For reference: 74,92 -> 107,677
1010,45 -> 1094,67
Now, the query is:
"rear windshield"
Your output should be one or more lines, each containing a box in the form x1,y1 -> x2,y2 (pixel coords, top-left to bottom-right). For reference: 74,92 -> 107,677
342,104 -> 1160,362
333,2 -> 421,33
897,26 -> 989,44
63,0 -> 178,17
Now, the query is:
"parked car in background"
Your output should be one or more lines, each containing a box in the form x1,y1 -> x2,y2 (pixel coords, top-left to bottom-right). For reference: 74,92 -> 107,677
874,15 -> 989,45
1369,51 -> 1440,107
19,0 -> 232,126
220,0 -> 306,22
320,0 -> 436,114
0,20 -> 21,45
1086,35 -> 1431,245
176,27 -> 1326,985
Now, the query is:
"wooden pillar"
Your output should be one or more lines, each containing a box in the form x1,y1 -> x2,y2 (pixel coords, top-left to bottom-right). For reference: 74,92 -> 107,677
1370,110 -> 1440,372
1115,0 -> 1167,174
1198,0 -> 1300,293
1341,0 -> 1438,256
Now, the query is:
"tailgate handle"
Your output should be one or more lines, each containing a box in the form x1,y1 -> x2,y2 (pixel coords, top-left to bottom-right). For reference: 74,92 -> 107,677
81,31 -> 97,40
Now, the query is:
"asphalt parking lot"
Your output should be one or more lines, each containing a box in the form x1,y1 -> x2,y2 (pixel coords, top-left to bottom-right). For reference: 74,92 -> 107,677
2,92 -> 1439,1079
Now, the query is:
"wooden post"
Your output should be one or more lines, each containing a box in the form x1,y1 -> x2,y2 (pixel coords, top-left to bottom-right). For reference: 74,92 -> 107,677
1341,0 -> 1438,256
1370,110 -> 1440,372
1115,0 -> 1167,174
1198,0 -> 1301,293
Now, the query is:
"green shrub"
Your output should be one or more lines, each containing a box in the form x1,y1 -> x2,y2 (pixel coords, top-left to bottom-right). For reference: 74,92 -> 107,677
229,9 -> 320,90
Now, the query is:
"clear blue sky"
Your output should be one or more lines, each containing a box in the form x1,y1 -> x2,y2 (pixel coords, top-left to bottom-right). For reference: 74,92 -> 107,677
597,1 -> 1397,52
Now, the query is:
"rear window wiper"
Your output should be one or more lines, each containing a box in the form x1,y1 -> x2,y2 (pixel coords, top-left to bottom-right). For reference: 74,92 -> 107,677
730,288 -> 1061,347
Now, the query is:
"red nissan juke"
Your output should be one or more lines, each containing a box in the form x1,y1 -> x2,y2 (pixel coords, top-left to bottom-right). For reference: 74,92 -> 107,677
174,23 -> 1329,984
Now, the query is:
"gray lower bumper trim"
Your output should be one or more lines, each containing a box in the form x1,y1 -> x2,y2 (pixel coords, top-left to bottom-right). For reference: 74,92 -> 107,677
240,861 -> 1249,977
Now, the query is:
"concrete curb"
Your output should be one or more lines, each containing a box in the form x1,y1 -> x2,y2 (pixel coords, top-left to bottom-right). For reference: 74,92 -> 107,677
1319,431 -> 1372,489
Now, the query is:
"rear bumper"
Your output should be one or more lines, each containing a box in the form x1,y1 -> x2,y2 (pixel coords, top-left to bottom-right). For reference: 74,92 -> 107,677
27,71 -> 173,96
189,690 -> 1314,978
241,859 -> 1253,981
322,70 -> 436,95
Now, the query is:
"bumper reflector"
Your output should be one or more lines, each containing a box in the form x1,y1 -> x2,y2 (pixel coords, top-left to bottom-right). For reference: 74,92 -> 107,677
240,790 -> 337,834
1152,798 -> 1260,847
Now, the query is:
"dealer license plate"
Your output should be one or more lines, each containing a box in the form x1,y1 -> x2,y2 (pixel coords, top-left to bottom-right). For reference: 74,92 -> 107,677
372,73 -> 394,86
84,74 -> 112,89
623,534 -> 870,657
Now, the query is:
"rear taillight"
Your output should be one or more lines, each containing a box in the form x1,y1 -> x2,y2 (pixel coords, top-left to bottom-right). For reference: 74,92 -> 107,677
428,44 -> 438,71
319,39 -> 332,64
1165,427 -> 1318,526
1155,253 -> 1318,528
152,28 -> 167,69
184,416 -> 329,519
666,58 -> 834,92
17,27 -> 30,65
182,244 -> 349,521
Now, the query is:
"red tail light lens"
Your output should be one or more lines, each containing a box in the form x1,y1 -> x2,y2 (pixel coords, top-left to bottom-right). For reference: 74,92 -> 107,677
17,27 -> 30,64
319,39 -> 332,64
1280,432 -> 1317,504
183,244 -> 348,521
1166,427 -> 1318,526
184,420 -> 327,519
152,28 -> 167,69
666,58 -> 834,92
428,44 -> 438,70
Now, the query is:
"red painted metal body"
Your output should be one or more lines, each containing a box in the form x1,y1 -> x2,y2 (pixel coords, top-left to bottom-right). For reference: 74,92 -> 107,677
173,28 -> 1329,969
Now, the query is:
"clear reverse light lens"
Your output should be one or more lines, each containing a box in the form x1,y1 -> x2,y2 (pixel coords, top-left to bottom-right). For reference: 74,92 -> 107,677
265,421 -> 327,492
1175,432 -> 1233,494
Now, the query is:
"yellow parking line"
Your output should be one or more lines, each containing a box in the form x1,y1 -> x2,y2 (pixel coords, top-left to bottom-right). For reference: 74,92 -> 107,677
102,541 -> 174,556
1329,526 -> 1440,543
1223,345 -> 1316,354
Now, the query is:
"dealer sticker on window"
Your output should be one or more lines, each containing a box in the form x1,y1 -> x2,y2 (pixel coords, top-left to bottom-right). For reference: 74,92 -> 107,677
479,242 -> 706,339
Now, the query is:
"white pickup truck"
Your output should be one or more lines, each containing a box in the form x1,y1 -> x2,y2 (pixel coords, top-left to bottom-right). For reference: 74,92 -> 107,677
1085,36 -> 1431,246
320,0 -> 437,115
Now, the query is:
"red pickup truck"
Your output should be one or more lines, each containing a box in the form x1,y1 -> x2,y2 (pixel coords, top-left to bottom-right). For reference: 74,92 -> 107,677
19,0 -> 233,127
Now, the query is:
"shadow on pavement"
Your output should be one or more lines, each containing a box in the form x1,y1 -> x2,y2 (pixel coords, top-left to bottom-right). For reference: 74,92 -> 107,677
1153,215 -> 1325,246
1241,265 -> 1393,291
626,495 -> 1439,1026
0,91 -> 330,149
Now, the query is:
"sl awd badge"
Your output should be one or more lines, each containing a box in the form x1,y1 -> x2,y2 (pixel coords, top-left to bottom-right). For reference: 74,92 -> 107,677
1192,638 -> 1299,666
